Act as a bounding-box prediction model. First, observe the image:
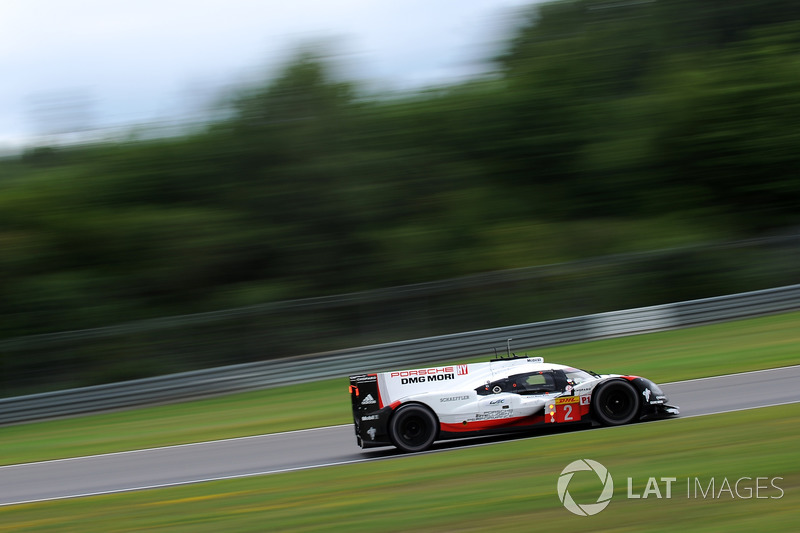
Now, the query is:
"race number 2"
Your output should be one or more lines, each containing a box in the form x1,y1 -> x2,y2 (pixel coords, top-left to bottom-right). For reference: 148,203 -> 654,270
552,396 -> 580,423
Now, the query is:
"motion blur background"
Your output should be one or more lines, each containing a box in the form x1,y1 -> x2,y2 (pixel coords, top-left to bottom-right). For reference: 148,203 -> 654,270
1,0 -> 799,396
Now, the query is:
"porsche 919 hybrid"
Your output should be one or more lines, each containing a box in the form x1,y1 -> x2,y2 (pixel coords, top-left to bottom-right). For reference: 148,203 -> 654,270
349,354 -> 678,452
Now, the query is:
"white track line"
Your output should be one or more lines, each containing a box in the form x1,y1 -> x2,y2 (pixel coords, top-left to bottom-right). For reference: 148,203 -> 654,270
1,457 -> 378,508
661,364 -> 800,385
2,365 -> 799,507
0,424 -> 351,471
5,365 -> 800,471
6,398 -> 800,508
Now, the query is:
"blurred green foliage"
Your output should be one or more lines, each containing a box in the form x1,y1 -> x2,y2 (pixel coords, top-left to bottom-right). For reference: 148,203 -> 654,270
1,0 -> 799,392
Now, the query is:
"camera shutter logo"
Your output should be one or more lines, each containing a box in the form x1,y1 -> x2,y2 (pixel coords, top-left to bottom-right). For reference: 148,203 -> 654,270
557,459 -> 614,516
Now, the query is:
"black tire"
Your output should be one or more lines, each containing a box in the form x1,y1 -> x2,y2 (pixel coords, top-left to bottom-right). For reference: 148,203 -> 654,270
389,404 -> 438,453
592,380 -> 640,426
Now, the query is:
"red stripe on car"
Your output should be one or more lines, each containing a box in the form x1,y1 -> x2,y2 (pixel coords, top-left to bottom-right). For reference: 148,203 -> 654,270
440,414 -> 546,433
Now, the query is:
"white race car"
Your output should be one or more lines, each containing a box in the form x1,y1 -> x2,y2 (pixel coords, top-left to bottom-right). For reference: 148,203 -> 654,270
349,353 -> 679,452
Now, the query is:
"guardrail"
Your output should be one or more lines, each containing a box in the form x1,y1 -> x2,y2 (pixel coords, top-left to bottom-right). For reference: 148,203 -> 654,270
1,284 -> 798,425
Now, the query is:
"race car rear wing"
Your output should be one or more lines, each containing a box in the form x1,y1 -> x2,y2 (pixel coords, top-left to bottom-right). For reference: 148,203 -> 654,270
349,373 -> 394,448
349,373 -> 382,411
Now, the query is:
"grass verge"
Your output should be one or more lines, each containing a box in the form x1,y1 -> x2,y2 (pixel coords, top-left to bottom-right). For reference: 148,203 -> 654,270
0,311 -> 798,466
2,403 -> 798,532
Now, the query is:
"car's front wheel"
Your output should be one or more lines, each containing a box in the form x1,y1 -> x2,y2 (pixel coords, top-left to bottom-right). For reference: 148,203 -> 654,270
389,404 -> 438,453
592,380 -> 640,426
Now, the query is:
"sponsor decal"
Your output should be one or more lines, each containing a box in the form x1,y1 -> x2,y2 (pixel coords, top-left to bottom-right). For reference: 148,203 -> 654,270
457,364 -> 469,375
440,395 -> 470,402
361,394 -> 377,405
391,367 -> 457,385
401,374 -> 455,385
475,410 -> 515,421
390,367 -> 455,378
489,399 -> 506,405
549,396 -> 582,423
361,415 -> 379,421
367,427 -> 377,440
556,396 -> 580,405
643,388 -> 667,404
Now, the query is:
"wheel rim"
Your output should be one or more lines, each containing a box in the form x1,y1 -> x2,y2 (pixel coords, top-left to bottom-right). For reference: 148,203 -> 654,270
399,415 -> 429,446
601,387 -> 635,420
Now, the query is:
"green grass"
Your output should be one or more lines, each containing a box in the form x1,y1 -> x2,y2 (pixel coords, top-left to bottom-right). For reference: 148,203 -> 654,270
2,404 -> 798,532
0,311 -> 798,467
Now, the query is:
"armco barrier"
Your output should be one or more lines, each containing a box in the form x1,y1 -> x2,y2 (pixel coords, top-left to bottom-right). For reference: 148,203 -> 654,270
0,284 -> 798,425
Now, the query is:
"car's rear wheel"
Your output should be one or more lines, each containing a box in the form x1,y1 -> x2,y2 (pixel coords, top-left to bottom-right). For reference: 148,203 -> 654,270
593,380 -> 640,426
389,404 -> 438,453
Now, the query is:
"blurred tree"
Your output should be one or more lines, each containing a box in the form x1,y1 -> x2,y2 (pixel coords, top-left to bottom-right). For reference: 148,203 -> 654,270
2,0 -> 800,391
652,23 -> 800,229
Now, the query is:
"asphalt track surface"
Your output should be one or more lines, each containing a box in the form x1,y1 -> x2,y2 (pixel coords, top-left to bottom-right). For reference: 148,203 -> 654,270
2,365 -> 800,507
